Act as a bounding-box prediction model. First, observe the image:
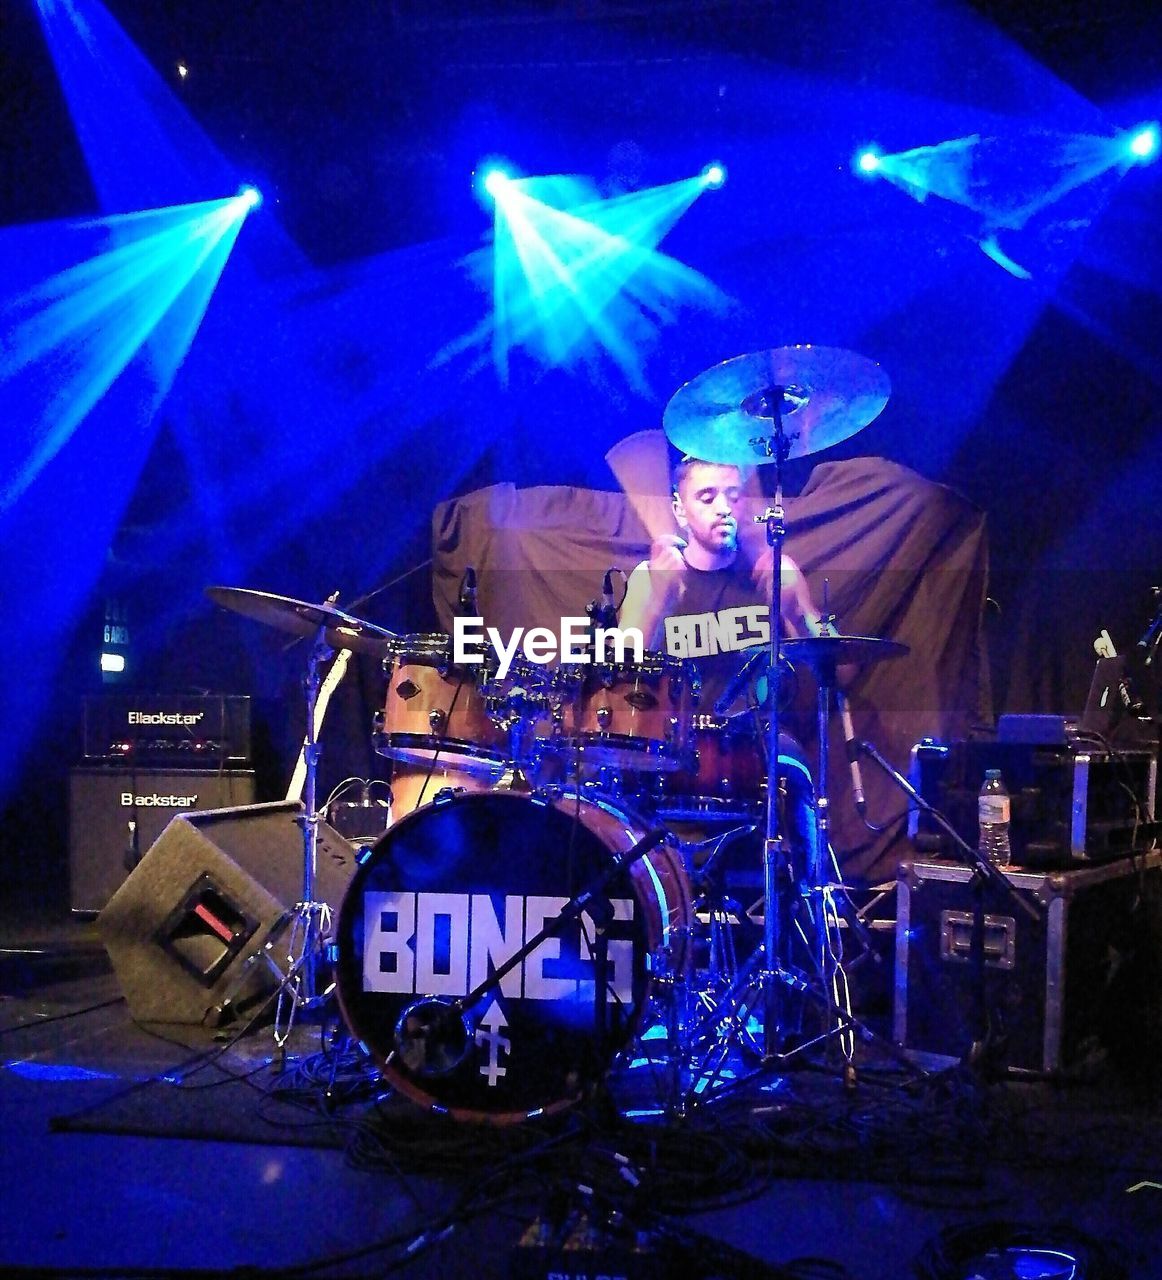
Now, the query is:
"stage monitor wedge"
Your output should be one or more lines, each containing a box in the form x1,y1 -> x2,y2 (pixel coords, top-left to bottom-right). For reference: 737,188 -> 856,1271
97,801 -> 356,1026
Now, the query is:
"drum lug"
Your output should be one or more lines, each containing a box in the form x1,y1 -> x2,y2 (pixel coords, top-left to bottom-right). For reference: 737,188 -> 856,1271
595,704 -> 613,729
665,716 -> 678,741
372,710 -> 385,733
428,708 -> 447,732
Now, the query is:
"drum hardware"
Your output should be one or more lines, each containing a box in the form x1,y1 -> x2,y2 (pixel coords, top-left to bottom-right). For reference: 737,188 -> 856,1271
665,355 -> 798,1063
682,825 -> 763,1050
205,586 -> 397,1038
661,346 -> 896,1090
780,631 -> 908,1059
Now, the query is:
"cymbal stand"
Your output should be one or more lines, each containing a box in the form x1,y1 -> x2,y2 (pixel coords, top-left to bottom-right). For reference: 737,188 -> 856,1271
669,391 -> 799,1093
270,623 -> 338,1045
652,389 -> 803,1074
674,401 -> 881,1106
751,388 -> 797,1059
802,636 -> 855,1064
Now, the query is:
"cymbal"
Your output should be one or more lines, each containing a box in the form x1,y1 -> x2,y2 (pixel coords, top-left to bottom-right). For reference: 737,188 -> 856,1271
782,634 -> 908,674
663,345 -> 890,466
205,586 -> 395,656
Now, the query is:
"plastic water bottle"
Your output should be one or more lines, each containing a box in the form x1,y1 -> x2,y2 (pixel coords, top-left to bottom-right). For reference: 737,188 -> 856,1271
978,769 -> 1012,865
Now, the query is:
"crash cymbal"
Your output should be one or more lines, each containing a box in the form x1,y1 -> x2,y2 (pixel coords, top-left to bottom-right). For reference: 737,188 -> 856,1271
663,345 -> 890,466
205,586 -> 395,656
782,634 -> 908,674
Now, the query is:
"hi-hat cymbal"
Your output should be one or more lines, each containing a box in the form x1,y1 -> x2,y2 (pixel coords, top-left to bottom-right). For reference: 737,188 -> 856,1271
782,634 -> 908,675
663,345 -> 890,466
205,586 -> 395,656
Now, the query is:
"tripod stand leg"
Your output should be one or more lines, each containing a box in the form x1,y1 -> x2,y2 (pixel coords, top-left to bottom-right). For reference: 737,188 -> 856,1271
269,902 -> 335,1047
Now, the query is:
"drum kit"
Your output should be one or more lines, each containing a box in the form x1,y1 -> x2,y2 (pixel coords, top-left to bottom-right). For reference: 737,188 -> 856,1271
207,344 -> 909,1121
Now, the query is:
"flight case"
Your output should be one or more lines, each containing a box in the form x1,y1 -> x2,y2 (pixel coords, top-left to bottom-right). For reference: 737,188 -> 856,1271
894,851 -> 1162,1074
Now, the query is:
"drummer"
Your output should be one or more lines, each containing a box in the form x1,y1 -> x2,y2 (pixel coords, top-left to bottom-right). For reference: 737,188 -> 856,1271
619,453 -> 826,880
619,453 -> 826,716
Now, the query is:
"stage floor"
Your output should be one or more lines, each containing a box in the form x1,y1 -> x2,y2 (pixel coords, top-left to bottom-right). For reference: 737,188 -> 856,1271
2,901 -> 1160,1280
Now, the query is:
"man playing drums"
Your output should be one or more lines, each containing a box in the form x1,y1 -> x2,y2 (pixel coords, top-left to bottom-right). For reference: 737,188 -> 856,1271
619,454 -> 826,716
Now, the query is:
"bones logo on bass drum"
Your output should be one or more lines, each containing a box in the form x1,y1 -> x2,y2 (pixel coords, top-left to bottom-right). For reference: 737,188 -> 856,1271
334,788 -> 690,1124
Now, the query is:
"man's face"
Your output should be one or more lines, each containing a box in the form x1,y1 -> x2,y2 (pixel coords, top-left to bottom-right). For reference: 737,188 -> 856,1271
673,462 -> 742,558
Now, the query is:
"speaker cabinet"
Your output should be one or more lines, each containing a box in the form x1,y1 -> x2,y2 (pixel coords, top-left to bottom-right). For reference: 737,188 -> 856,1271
96,801 -> 357,1026
69,767 -> 257,913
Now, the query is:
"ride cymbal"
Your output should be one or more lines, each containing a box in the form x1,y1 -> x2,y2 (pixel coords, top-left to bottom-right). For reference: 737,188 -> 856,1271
663,344 -> 890,466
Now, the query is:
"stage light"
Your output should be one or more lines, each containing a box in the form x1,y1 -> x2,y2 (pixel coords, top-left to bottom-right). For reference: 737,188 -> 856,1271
1128,122 -> 1159,161
238,184 -> 262,210
483,168 -> 512,198
444,164 -> 722,386
100,652 -> 126,674
856,149 -> 881,174
701,162 -> 727,189
176,61 -> 188,79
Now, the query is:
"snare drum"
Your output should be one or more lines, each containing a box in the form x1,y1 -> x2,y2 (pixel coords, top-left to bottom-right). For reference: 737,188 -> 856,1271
334,788 -> 689,1124
567,652 -> 696,772
375,633 -> 549,774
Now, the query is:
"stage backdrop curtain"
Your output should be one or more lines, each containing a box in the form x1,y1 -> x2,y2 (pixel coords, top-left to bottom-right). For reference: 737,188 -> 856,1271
431,457 -> 990,883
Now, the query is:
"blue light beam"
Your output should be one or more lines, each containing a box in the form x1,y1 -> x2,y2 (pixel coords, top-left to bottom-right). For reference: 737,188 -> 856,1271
856,127 -> 1160,278
0,192 -> 257,509
1127,122 -> 1159,161
441,168 -> 727,388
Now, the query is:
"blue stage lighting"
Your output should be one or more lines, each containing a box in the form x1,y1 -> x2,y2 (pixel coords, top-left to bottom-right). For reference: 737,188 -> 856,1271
857,150 -> 881,174
483,168 -> 512,198
1128,123 -> 1159,161
701,162 -> 727,189
238,185 -> 262,210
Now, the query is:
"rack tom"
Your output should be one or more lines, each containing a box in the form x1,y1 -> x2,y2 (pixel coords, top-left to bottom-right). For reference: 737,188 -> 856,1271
567,652 -> 696,772
375,633 -> 548,774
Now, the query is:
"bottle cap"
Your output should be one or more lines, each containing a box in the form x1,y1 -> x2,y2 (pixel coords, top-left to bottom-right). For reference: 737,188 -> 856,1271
984,768 -> 1001,780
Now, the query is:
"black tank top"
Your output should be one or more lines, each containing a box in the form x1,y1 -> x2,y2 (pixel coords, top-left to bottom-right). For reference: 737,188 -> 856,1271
659,556 -> 769,713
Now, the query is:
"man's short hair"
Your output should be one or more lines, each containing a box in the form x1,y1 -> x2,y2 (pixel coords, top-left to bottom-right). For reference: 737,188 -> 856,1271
671,453 -> 743,499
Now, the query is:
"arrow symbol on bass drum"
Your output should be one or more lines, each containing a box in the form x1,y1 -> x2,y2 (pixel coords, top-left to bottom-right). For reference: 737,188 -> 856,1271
474,998 -> 511,1088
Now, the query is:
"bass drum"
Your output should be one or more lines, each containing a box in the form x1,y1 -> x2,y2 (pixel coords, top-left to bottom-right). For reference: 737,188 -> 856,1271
388,761 -> 502,824
335,788 -> 689,1124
